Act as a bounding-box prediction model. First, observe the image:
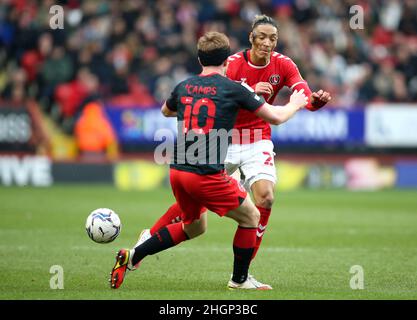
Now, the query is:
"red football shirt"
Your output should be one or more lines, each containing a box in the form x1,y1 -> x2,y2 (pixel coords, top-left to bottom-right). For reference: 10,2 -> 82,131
226,49 -> 312,143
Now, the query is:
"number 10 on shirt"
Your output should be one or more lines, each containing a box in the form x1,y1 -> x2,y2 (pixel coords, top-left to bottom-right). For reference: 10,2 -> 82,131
181,96 -> 217,134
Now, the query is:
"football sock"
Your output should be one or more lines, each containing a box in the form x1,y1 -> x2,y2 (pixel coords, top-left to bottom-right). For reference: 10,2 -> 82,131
232,226 -> 257,284
150,203 -> 183,235
132,222 -> 188,266
252,206 -> 271,260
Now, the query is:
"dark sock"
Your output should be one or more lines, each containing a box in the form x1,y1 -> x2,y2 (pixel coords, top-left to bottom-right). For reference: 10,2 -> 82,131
132,223 -> 188,266
232,226 -> 256,284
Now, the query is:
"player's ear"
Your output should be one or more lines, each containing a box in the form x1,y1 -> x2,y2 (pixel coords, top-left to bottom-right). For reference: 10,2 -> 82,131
249,32 -> 253,44
222,60 -> 228,75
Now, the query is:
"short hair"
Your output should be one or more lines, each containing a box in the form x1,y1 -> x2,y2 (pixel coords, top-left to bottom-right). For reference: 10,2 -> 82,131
251,14 -> 278,31
197,31 -> 230,52
197,32 -> 231,66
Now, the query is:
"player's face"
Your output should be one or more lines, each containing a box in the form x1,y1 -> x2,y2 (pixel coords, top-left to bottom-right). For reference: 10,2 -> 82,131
250,24 -> 278,63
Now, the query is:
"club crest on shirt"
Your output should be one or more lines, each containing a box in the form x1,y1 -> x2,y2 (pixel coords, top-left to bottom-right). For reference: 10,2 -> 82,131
269,74 -> 280,85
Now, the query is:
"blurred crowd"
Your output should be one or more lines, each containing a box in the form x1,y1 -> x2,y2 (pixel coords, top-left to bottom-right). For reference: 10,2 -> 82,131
1,0 -> 417,127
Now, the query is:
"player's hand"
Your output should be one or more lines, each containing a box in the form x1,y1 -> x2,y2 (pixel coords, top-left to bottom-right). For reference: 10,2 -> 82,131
309,90 -> 332,111
289,89 -> 308,109
254,82 -> 273,98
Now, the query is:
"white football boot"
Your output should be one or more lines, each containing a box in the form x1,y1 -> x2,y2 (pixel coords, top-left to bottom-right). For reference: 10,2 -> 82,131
228,274 -> 273,290
134,228 -> 152,248
129,229 -> 152,271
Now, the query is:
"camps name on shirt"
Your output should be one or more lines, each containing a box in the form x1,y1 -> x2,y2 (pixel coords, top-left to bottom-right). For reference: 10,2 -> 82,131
185,84 -> 217,95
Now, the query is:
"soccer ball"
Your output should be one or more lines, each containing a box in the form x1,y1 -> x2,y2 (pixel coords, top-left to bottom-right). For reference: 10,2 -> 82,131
85,208 -> 121,243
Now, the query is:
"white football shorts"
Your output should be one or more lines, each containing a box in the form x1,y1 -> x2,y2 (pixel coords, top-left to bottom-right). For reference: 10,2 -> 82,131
224,140 -> 277,191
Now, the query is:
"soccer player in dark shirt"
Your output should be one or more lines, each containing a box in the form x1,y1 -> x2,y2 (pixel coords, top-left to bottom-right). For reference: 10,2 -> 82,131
110,31 -> 307,290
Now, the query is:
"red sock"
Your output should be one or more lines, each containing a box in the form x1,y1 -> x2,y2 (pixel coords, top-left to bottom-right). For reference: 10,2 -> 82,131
150,203 -> 183,235
166,222 -> 189,244
232,226 -> 257,283
252,206 -> 271,260
233,226 -> 257,248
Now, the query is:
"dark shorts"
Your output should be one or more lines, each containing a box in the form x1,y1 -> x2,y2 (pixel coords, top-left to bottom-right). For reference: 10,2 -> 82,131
169,168 -> 247,224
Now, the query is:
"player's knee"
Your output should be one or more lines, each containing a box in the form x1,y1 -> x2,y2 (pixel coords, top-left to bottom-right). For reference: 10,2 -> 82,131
255,192 -> 275,209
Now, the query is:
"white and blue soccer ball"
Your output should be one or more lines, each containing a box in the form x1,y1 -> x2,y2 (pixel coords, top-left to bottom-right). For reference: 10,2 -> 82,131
85,208 -> 121,243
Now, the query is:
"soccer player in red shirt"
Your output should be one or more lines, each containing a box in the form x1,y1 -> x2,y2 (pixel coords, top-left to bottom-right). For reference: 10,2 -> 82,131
137,14 -> 331,284
224,14 -> 331,260
109,31 -> 308,290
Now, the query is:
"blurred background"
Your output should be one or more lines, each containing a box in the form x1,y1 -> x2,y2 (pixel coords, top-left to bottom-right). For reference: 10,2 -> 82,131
1,0 -> 417,191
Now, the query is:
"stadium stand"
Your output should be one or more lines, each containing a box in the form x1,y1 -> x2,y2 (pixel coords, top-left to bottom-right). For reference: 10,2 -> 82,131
0,0 -> 416,158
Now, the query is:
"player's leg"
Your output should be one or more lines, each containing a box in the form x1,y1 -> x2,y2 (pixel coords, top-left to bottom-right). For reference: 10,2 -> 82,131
134,202 -> 183,247
131,169 -> 205,266
111,224 -> 194,289
239,140 -> 276,260
150,203 -> 183,234
183,212 -> 207,238
225,196 -> 258,285
110,169 -> 204,289
224,196 -> 272,290
131,216 -> 206,272
110,215 -> 205,289
109,220 -> 192,289
134,204 -> 207,247
250,179 -> 274,259
196,171 -> 271,290
130,218 -> 202,269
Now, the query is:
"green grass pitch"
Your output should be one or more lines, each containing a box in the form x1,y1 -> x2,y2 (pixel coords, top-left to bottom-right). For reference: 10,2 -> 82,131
1,185 -> 417,300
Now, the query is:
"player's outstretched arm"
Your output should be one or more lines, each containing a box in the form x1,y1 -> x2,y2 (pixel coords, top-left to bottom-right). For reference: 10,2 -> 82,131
255,89 -> 308,125
161,102 -> 177,117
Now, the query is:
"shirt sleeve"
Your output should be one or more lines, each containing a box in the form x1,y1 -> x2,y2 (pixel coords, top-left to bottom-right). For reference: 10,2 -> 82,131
282,57 -> 318,110
232,81 -> 266,112
283,57 -> 306,89
165,85 -> 179,111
